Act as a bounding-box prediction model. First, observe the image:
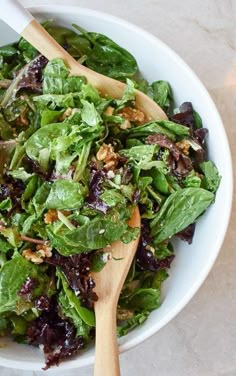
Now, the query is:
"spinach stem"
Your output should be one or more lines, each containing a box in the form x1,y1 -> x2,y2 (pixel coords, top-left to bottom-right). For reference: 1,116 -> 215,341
147,185 -> 163,205
20,235 -> 48,245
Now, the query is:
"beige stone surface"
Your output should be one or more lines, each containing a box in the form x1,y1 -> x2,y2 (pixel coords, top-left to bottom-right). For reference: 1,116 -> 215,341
1,0 -> 235,375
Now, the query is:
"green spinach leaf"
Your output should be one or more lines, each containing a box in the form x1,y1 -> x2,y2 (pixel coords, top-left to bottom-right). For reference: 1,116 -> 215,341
46,179 -> 85,210
0,252 -> 50,315
117,311 -> 148,337
200,161 -> 221,193
151,188 -> 214,243
57,269 -> 95,330
73,25 -> 138,80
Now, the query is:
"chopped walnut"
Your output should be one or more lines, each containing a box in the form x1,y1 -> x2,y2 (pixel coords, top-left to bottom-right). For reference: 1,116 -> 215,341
117,309 -> 134,321
22,249 -> 44,264
44,209 -> 58,224
36,244 -> 53,258
59,107 -> 72,121
118,106 -> 145,124
120,119 -> 131,130
44,209 -> 71,224
96,143 -> 120,170
23,245 -> 52,265
176,140 -> 191,155
104,106 -> 115,116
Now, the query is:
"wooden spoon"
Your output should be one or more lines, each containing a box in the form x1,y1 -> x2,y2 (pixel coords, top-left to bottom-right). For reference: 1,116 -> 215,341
93,207 -> 141,376
0,0 -> 167,121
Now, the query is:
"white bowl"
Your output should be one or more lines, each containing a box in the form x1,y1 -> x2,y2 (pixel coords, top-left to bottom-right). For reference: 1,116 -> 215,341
0,5 -> 233,371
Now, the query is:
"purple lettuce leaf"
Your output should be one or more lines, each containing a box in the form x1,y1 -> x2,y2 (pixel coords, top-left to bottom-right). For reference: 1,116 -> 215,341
27,298 -> 85,369
86,166 -> 109,214
191,128 -> 209,168
46,252 -> 98,310
23,155 -> 54,180
0,174 -> 25,215
18,277 -> 38,296
136,220 -> 174,271
171,102 -> 195,131
17,54 -> 48,94
146,133 -> 192,178
34,295 -> 51,312
170,102 -> 209,168
175,223 -> 196,244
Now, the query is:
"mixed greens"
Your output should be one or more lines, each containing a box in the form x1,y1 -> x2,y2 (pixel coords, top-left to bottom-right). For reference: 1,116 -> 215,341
0,22 -> 220,368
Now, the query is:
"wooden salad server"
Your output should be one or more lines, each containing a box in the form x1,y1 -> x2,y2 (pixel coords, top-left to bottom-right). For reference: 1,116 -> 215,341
93,206 -> 141,376
0,0 -> 167,121
0,1 -> 163,374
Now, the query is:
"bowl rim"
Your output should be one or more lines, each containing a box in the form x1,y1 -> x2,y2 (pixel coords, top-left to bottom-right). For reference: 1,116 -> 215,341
0,4 -> 233,371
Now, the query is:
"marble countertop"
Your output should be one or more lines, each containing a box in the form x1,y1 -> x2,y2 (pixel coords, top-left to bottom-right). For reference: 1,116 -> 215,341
1,0 -> 235,375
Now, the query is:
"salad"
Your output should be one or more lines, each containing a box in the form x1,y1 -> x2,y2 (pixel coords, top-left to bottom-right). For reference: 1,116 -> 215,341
0,22 -> 221,369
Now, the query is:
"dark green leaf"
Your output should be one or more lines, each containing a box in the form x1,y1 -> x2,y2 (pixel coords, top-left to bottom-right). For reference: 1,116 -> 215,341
151,169 -> 169,194
0,237 -> 13,253
0,197 -> 12,211
151,80 -> 171,109
193,110 -> 202,129
151,188 -> 215,242
120,288 -> 161,310
73,26 -> 138,80
91,250 -> 108,272
125,121 -> 176,140
156,120 -> 190,137
32,181 -> 51,216
183,171 -> 201,188
46,227 -> 80,255
0,45 -> 18,57
200,161 -> 221,193
18,38 -> 38,62
22,175 -> 40,202
117,311 -> 148,337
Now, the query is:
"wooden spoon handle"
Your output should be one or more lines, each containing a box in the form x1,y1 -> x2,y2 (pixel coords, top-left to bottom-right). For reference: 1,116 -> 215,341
0,1 -> 101,82
94,302 -> 120,376
0,0 -> 168,120
21,20 -> 92,77
21,19 -> 126,96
